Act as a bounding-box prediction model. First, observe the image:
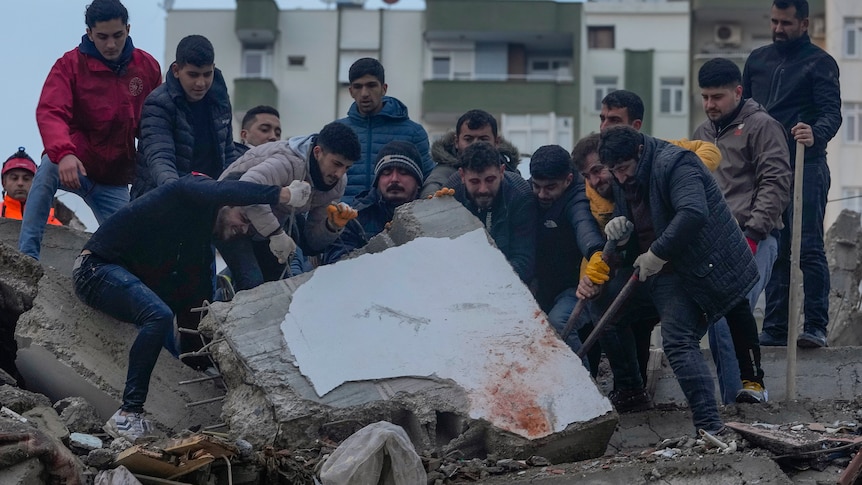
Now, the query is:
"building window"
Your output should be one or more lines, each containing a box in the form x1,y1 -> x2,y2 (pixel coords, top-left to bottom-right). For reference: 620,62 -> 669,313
528,58 -> 572,81
843,102 -> 862,144
841,186 -> 862,214
845,18 -> 862,58
432,56 -> 451,80
594,76 -> 618,112
287,55 -> 305,68
660,77 -> 685,114
242,49 -> 272,78
588,26 -> 615,49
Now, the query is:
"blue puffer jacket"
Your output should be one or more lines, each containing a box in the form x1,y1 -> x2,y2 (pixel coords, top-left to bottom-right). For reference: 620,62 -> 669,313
131,66 -> 237,199
613,135 -> 758,323
337,96 -> 433,203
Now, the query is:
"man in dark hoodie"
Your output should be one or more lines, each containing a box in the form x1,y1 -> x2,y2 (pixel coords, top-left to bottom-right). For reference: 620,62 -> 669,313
132,34 -> 237,199
19,0 -> 161,260
421,109 -> 521,198
338,58 -> 434,203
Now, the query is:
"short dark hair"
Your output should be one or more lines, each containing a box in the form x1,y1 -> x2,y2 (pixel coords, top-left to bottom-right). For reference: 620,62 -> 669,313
530,145 -> 573,181
241,105 -> 280,130
774,0 -> 808,19
602,90 -> 644,123
571,133 -> 601,172
176,35 -> 214,67
698,58 -> 742,89
348,58 -> 385,84
455,109 -> 498,138
318,122 -> 361,162
85,0 -> 128,28
598,126 -> 643,167
459,142 -> 502,173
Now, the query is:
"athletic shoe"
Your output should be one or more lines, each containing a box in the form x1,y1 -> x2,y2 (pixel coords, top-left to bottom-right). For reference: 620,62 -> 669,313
735,380 -> 768,404
609,388 -> 654,413
104,409 -> 155,442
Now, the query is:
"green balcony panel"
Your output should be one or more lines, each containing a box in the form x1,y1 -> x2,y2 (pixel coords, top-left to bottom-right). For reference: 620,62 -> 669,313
423,80 -> 578,118
234,78 -> 278,113
426,0 -> 580,35
236,0 -> 278,45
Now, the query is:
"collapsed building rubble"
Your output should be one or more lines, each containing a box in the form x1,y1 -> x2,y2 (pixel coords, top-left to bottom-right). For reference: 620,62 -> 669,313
826,209 -> 862,346
199,197 -> 618,463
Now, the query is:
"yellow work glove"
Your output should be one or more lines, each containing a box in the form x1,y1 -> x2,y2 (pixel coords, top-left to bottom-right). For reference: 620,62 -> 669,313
326,202 -> 358,229
584,251 -> 610,284
427,187 -> 455,199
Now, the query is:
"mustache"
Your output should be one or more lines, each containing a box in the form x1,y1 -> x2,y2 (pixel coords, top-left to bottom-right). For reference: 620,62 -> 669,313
385,183 -> 405,192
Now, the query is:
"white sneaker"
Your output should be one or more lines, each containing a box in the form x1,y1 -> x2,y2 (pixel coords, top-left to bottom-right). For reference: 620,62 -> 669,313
104,409 -> 156,442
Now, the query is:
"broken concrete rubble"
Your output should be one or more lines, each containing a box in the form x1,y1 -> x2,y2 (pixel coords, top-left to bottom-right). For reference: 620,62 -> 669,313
826,209 -> 862,347
200,197 -> 618,463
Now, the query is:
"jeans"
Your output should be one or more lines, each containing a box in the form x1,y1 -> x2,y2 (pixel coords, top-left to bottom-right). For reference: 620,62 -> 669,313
709,234 -> 777,403
73,253 -> 173,413
763,161 -> 830,339
546,288 -> 589,369
596,267 -> 722,433
19,154 -> 129,259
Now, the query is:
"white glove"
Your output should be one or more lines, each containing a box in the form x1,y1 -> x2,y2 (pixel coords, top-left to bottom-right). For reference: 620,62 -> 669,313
633,249 -> 667,282
605,216 -> 634,245
286,180 -> 312,208
268,232 -> 296,264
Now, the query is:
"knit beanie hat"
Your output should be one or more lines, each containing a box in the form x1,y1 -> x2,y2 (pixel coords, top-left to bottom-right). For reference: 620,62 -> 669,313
373,140 -> 423,187
2,147 -> 37,176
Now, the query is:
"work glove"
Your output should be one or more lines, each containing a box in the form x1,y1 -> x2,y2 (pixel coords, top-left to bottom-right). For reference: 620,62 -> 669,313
286,180 -> 312,208
633,249 -> 667,282
427,187 -> 455,199
584,251 -> 611,284
327,202 -> 358,230
268,231 -> 296,264
605,216 -> 634,246
746,237 -> 758,255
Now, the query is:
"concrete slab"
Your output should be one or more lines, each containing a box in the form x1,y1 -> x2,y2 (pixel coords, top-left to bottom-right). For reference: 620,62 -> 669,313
200,197 -> 617,463
0,218 -> 89,272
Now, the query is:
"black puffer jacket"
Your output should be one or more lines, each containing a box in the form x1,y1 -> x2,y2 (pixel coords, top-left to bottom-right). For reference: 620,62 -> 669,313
131,66 -> 237,198
743,33 -> 841,164
534,178 -> 604,311
613,135 -> 758,323
448,171 -> 538,284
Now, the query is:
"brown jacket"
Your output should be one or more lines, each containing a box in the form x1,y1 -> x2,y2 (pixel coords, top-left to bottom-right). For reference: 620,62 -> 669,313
692,98 -> 791,241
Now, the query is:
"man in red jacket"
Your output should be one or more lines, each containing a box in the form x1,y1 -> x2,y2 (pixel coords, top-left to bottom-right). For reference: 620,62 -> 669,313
18,0 -> 161,260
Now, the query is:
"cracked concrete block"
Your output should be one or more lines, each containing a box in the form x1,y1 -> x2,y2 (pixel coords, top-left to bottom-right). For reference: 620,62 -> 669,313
22,405 -> 70,444
825,209 -> 862,347
200,198 -> 617,463
54,397 -> 103,434
0,219 -> 89,272
0,384 -> 53,414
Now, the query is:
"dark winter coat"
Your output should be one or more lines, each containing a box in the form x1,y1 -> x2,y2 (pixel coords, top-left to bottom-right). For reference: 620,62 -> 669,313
535,179 -> 605,312
743,33 -> 842,165
131,66 -> 237,198
420,131 -> 521,198
321,187 -> 399,264
613,135 -> 758,323
448,171 -> 538,284
338,96 -> 433,203
84,174 -> 281,314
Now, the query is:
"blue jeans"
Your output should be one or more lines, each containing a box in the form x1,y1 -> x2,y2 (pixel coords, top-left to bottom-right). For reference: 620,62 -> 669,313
18,154 -> 129,259
709,234 -> 777,403
72,253 -> 173,413
596,268 -> 722,433
763,161 -> 830,339
546,288 -> 589,369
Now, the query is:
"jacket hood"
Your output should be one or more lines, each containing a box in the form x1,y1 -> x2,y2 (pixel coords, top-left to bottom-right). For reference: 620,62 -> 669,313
165,64 -> 230,108
287,133 -> 315,160
347,96 -> 409,122
431,131 -> 521,172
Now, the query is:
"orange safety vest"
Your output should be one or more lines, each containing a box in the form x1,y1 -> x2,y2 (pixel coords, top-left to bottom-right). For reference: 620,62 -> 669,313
0,194 -> 62,225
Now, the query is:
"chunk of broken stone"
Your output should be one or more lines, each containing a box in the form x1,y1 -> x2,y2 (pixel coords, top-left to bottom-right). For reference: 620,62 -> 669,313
85,448 -> 114,468
54,396 -> 102,434
70,432 -> 103,452
23,405 -> 70,443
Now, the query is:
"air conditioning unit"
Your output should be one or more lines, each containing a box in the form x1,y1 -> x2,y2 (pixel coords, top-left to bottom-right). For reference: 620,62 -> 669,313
714,23 -> 742,47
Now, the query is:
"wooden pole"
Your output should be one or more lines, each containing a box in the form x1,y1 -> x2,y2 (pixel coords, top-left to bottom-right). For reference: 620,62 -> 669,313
785,141 -> 805,401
